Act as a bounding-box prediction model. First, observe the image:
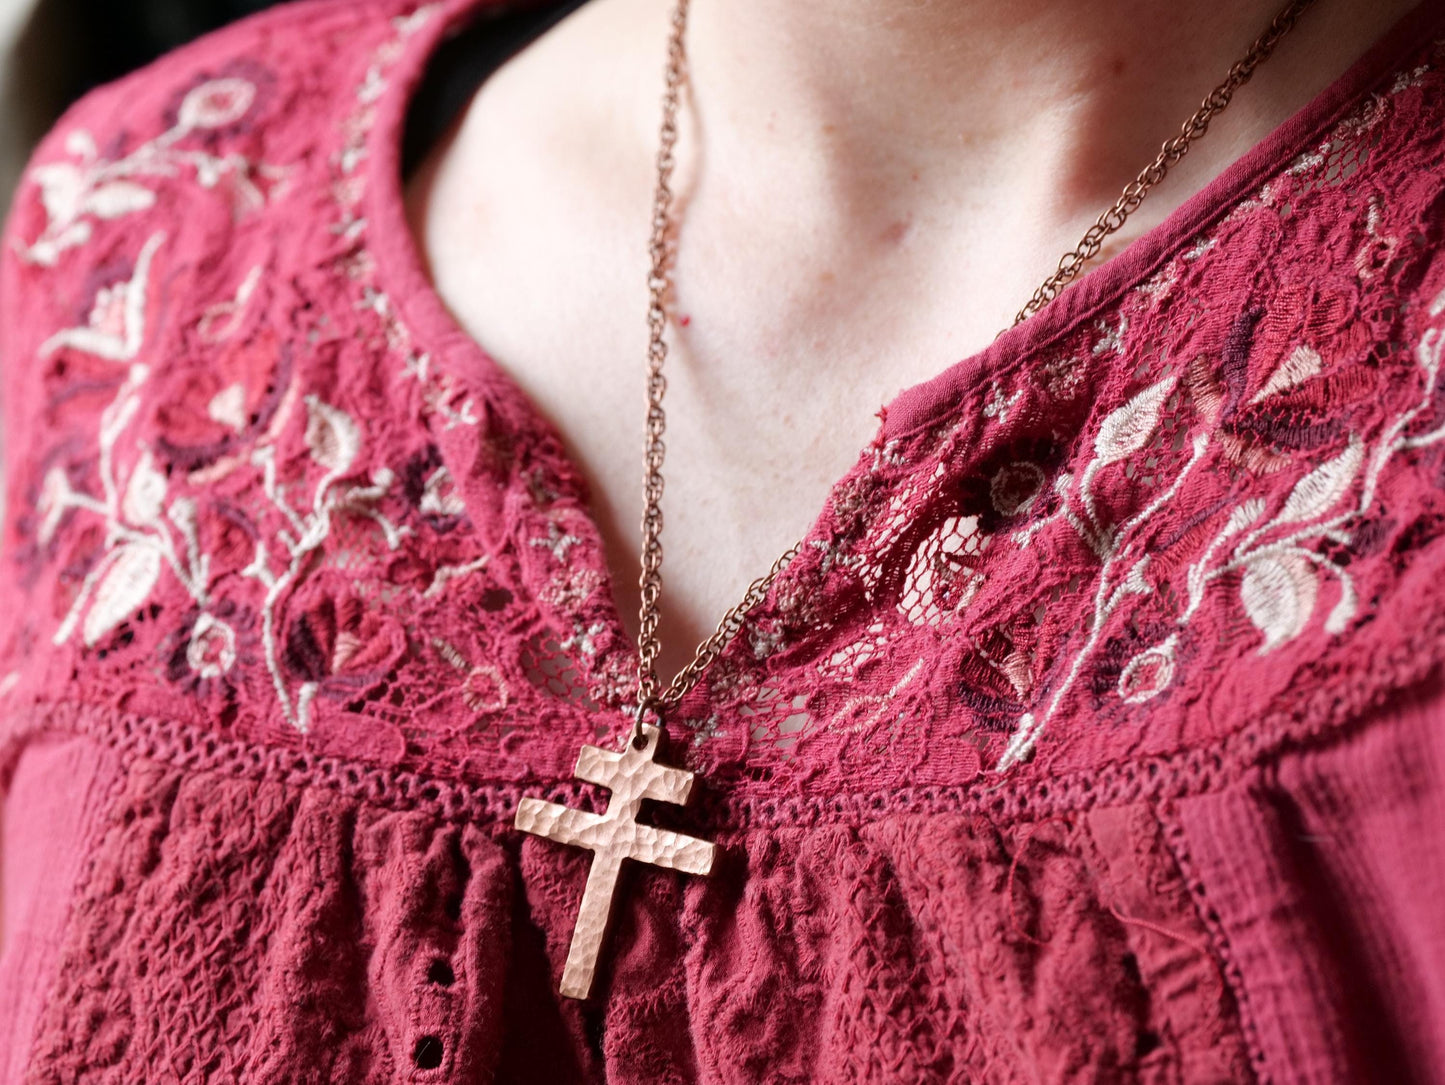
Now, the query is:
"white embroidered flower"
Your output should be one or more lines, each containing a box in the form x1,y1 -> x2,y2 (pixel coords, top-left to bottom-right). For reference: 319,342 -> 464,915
982,381 -> 1023,424
186,613 -> 238,678
1118,635 -> 1179,704
560,621 -> 607,657
461,662 -> 510,713
687,713 -> 726,749
40,232 -> 164,361
177,78 -> 256,131
121,449 -> 167,525
1091,315 -> 1128,356
530,521 -> 581,562
36,466 -> 74,546
303,396 -> 361,474
419,466 -> 465,518
207,384 -> 248,433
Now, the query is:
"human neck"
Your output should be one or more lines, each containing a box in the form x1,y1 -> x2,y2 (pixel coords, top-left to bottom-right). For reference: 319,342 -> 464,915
404,0 -> 1422,671
679,0 -> 1412,228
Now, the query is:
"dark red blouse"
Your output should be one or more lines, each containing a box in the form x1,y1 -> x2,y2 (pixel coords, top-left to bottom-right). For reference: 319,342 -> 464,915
1,1 -> 1444,1080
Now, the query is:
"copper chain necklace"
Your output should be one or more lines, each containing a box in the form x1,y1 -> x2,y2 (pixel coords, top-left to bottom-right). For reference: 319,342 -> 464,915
516,0 -> 1316,1000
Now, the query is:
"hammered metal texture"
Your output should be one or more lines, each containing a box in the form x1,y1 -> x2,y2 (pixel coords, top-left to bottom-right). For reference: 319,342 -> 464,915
514,724 -> 716,998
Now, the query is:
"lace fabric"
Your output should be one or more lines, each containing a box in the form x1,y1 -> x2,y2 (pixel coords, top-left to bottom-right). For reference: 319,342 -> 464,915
1,0 -> 1444,1080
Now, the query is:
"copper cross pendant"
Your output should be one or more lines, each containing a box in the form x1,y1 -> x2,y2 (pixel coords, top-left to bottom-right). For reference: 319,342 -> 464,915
514,722 -> 716,999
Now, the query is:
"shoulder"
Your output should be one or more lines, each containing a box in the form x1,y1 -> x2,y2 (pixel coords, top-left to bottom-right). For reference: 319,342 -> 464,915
0,0 -> 446,515
0,0 -> 442,395
0,0 -> 474,715
0,0 -> 437,287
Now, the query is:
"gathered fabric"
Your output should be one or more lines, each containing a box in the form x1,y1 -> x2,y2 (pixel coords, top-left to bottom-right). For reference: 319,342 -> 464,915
1,0 -> 1444,1080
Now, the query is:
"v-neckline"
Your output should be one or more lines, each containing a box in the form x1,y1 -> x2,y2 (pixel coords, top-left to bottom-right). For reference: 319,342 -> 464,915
358,0 -> 1445,722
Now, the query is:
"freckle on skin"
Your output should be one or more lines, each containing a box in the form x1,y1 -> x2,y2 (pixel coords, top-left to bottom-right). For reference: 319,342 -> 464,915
1111,56 -> 1127,77
880,220 -> 910,246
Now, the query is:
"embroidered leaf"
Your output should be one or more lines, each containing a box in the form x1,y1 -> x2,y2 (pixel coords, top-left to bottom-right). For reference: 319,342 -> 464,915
122,450 -> 167,525
85,181 -> 157,220
37,466 -> 75,546
419,466 -> 466,518
1211,499 -> 1268,580
1222,497 -> 1267,540
1119,555 -> 1153,597
1220,309 -> 1262,414
304,396 -> 360,474
1001,649 -> 1033,699
207,383 -> 248,432
167,498 -> 203,583
40,233 -> 163,360
177,78 -> 257,131
1092,377 -> 1174,467
1324,568 -> 1358,634
1273,435 -> 1363,526
32,162 -> 86,224
31,221 -> 93,266
195,159 -> 223,187
1251,344 -> 1323,403
42,324 -> 128,361
83,544 -> 162,646
167,496 -> 197,534
1241,552 -> 1318,653
64,129 -> 98,160
1117,634 -> 1178,704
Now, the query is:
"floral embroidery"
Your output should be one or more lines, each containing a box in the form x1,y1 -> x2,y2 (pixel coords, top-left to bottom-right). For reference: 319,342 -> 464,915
994,307 -> 1445,769
184,611 -> 238,678
238,398 -> 409,730
40,231 -> 164,360
21,77 -> 288,266
38,248 -> 408,728
38,253 -> 217,649
14,16 -> 449,732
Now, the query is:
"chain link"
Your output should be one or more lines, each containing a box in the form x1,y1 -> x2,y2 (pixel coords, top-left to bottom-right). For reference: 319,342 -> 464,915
632,0 -> 1315,739
635,0 -> 690,717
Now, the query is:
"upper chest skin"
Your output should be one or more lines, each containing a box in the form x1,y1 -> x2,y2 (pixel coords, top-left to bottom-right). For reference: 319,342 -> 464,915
399,1 -> 1152,676
400,0 -> 1368,675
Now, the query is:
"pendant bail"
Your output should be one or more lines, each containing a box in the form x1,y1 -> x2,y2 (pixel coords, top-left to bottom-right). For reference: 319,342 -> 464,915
631,695 -> 665,749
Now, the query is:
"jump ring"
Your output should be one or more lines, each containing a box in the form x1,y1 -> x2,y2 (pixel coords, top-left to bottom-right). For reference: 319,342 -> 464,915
631,696 -> 666,748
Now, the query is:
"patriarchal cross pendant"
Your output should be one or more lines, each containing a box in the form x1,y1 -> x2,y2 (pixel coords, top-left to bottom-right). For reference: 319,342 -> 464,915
514,721 -> 716,999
